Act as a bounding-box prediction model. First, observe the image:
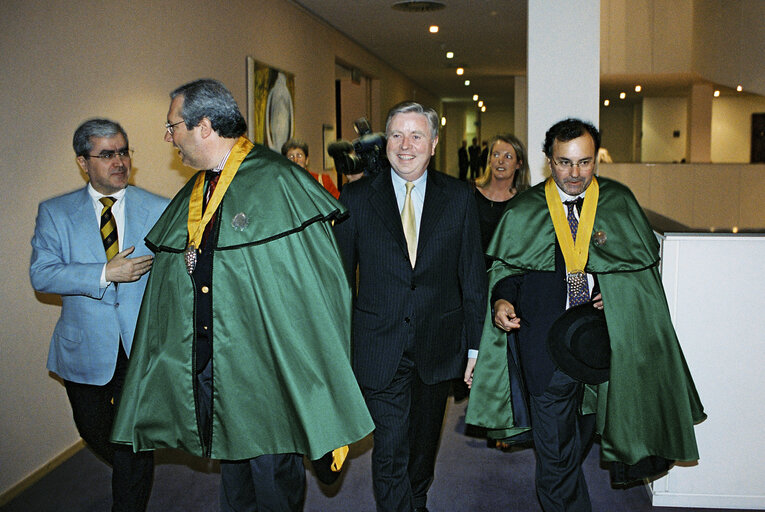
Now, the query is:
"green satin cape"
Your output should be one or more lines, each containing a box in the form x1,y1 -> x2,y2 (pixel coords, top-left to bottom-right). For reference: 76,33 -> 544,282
112,142 -> 374,460
466,177 -> 706,464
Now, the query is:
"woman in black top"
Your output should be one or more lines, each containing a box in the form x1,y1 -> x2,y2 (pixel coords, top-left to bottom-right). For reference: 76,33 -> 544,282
474,134 -> 530,261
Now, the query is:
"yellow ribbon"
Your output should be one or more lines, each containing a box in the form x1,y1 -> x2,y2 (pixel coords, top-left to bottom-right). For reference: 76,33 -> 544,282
544,176 -> 599,274
186,136 -> 254,249
331,445 -> 349,472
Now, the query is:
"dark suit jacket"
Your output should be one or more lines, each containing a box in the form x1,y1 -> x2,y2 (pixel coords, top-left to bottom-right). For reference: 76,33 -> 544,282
334,169 -> 487,390
491,244 -> 598,396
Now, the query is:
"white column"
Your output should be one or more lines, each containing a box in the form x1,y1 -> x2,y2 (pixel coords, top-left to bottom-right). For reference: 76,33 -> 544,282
514,75 -> 528,149
527,0 -> 601,184
687,83 -> 713,163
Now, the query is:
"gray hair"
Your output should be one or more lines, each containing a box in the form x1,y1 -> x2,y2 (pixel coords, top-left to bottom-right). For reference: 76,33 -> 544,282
385,101 -> 439,141
72,119 -> 128,157
170,78 -> 247,138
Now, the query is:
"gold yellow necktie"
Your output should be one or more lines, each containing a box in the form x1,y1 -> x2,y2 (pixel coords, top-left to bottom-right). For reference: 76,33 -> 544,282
99,197 -> 119,261
401,182 -> 417,267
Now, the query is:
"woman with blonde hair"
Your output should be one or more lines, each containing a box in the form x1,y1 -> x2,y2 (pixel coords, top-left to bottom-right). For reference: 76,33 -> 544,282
474,134 -> 530,259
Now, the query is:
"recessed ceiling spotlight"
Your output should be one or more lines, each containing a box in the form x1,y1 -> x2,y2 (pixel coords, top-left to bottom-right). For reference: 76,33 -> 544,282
441,116 -> 447,126
477,100 -> 484,107
481,106 -> 486,112
446,51 -> 454,59
619,92 -> 626,99
714,90 -> 720,97
429,25 -> 439,33
604,99 -> 610,106
464,80 -> 470,86
736,85 -> 743,92
472,94 -> 478,101
456,67 -> 464,75
391,1 -> 446,12
634,85 -> 642,92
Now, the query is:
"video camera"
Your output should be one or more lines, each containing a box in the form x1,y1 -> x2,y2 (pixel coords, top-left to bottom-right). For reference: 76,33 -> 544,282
327,118 -> 387,176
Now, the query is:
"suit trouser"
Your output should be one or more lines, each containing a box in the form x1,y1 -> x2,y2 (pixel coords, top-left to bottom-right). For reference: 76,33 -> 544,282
63,344 -> 154,512
196,359 -> 306,512
363,354 -> 451,512
528,368 -> 595,512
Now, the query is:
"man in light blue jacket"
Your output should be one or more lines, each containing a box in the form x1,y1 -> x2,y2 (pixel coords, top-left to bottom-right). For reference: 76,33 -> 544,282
30,118 -> 168,512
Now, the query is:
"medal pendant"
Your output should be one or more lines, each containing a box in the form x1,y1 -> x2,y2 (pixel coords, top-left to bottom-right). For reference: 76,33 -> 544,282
184,244 -> 197,274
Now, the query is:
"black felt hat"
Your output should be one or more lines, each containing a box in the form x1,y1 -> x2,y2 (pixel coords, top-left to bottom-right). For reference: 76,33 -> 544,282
546,302 -> 611,385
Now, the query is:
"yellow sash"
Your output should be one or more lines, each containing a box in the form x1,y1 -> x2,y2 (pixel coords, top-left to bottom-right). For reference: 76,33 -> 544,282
186,137 -> 254,249
544,177 -> 599,274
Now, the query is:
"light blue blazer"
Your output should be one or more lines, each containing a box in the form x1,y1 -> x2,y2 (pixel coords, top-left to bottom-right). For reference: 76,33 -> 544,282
30,185 -> 169,385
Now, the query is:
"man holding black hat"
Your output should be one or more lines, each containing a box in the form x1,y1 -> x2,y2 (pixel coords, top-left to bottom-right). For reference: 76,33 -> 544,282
466,118 -> 705,511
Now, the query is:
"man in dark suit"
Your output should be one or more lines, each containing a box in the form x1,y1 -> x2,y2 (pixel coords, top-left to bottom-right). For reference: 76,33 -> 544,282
468,137 -> 481,180
30,118 -> 168,511
457,140 -> 469,181
334,101 -> 487,512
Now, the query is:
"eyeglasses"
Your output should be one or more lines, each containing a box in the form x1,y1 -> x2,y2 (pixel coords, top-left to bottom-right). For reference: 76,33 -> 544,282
85,149 -> 133,161
551,157 -> 594,171
165,120 -> 184,135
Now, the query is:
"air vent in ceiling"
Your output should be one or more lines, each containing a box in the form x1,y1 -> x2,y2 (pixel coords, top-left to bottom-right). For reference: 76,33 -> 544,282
391,1 -> 446,13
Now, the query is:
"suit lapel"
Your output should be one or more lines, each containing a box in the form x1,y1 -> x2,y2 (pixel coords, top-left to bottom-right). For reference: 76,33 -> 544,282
74,187 -> 108,262
123,187 -> 150,248
369,172 -> 409,258
417,170 -> 449,256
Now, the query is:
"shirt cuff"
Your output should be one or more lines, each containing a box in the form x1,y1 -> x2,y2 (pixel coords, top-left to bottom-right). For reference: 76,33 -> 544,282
468,349 -> 479,359
100,263 -> 110,288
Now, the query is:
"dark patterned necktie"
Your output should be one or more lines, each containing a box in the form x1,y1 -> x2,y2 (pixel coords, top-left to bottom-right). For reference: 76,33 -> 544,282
565,199 -> 590,306
201,171 -> 220,247
99,197 -> 119,261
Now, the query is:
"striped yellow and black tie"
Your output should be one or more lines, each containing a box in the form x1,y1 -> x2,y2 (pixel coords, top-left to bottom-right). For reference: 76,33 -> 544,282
99,197 -> 119,261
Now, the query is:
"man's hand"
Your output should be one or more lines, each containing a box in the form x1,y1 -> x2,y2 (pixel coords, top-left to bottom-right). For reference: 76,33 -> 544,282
464,357 -> 477,389
493,299 -> 521,331
592,292 -> 604,310
105,246 -> 154,283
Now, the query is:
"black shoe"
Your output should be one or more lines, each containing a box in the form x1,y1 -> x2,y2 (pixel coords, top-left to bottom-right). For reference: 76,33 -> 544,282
414,508 -> 429,512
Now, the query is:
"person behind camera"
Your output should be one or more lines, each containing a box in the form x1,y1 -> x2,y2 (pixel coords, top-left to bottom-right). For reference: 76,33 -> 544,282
281,138 -> 340,199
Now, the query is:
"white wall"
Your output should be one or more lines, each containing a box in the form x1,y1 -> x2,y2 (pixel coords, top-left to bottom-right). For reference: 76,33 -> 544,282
0,0 -> 437,497
693,0 -> 765,96
711,95 -> 765,163
641,97 -> 688,162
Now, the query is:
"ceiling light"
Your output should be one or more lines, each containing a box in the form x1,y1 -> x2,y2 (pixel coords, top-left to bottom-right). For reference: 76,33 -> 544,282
429,25 -> 439,33
481,106 -> 486,112
714,90 -> 720,97
619,92 -> 626,99
477,100 -> 484,107
634,85 -> 642,92
446,51 -> 454,59
603,99 -> 610,106
464,80 -> 470,86
472,94 -> 478,101
441,116 -> 447,126
456,67 -> 464,75
737,85 -> 743,92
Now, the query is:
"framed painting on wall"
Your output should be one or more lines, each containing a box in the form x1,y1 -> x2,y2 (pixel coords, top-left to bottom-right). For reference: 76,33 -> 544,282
246,56 -> 295,152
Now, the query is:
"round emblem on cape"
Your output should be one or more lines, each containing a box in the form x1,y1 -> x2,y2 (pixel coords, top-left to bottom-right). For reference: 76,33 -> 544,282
593,230 -> 607,246
231,212 -> 249,231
